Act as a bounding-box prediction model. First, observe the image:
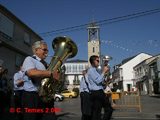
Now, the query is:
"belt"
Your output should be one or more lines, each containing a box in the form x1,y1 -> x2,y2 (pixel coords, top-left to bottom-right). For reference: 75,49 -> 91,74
90,89 -> 103,92
14,90 -> 24,93
81,91 -> 89,93
23,90 -> 38,94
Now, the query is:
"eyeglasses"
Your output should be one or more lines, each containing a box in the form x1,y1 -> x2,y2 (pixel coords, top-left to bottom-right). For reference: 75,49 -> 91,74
40,48 -> 48,52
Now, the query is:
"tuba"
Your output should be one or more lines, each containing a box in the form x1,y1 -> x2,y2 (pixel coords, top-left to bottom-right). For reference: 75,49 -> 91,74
38,36 -> 77,103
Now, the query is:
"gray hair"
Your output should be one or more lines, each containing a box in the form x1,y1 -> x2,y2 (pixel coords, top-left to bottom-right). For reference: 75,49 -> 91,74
32,41 -> 47,54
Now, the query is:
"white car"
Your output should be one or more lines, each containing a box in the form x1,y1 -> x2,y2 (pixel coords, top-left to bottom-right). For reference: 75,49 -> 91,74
54,93 -> 64,102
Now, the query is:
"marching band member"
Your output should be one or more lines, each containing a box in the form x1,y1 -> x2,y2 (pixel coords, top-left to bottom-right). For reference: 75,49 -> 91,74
22,41 -> 59,120
87,55 -> 109,120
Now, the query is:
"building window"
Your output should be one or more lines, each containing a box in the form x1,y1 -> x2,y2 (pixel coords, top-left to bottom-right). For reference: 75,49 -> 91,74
68,65 -> 71,73
79,64 -> 83,73
66,64 -> 71,73
24,32 -> 31,45
73,75 -> 80,85
73,64 -> 77,73
0,13 -> 14,39
127,84 -> 132,92
15,54 -> 24,67
93,47 -> 95,53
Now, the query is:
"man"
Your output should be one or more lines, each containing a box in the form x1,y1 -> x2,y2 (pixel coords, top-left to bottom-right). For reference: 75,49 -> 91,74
0,66 -> 5,115
13,65 -> 24,120
87,55 -> 109,120
22,41 -> 59,120
80,69 -> 92,120
0,68 -> 11,115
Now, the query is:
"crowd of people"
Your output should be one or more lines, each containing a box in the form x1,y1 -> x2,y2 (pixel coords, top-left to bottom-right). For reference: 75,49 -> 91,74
1,40 -> 113,120
0,40 -> 59,120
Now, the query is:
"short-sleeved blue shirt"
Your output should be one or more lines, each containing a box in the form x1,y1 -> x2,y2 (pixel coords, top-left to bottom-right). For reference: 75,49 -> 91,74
13,71 -> 24,91
22,55 -> 46,92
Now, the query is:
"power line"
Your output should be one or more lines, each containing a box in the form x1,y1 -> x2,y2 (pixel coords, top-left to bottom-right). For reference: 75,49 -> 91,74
39,8 -> 160,37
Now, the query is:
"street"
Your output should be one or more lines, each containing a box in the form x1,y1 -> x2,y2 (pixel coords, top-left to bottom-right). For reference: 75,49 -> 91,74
55,95 -> 160,120
1,95 -> 160,120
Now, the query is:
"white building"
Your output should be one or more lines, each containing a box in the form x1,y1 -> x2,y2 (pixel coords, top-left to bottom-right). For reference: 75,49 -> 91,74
113,53 -> 152,92
64,59 -> 88,90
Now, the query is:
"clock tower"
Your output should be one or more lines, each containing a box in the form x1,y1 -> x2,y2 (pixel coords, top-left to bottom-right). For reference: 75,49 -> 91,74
87,22 -> 100,65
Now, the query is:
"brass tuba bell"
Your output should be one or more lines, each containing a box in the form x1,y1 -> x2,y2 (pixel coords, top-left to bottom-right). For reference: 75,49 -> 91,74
38,36 -> 78,103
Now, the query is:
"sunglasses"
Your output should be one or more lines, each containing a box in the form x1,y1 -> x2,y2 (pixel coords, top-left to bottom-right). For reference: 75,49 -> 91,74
40,48 -> 48,52
96,60 -> 99,63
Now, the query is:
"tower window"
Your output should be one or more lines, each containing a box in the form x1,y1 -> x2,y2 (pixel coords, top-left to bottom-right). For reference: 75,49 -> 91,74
93,47 -> 95,53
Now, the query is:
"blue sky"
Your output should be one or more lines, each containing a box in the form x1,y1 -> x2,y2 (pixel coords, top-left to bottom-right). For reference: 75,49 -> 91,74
1,0 -> 160,68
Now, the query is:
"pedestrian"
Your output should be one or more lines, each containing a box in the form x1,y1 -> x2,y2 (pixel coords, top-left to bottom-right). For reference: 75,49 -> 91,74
0,68 -> 11,115
87,55 -> 110,120
80,69 -> 92,120
13,65 -> 24,120
0,66 -> 6,115
22,40 -> 60,120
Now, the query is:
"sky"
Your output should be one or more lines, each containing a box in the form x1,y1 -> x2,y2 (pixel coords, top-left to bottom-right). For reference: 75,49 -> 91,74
1,0 -> 160,68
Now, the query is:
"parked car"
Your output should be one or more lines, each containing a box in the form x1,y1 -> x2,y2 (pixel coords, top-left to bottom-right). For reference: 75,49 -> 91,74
54,93 -> 64,102
61,90 -> 77,98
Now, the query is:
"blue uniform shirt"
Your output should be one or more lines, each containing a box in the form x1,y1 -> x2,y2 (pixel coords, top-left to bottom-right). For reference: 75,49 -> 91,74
87,66 -> 105,90
80,74 -> 89,93
22,55 -> 46,92
13,71 -> 24,91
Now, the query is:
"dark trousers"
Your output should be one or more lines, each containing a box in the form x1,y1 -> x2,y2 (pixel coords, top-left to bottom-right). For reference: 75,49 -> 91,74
14,90 -> 24,120
90,89 -> 104,120
0,91 -> 6,114
102,95 -> 113,120
90,89 -> 112,120
80,92 -> 92,120
22,91 -> 56,120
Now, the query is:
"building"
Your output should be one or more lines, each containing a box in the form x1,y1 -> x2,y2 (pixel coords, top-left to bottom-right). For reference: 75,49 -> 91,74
148,55 -> 160,94
64,59 -> 88,90
133,55 -> 158,95
112,53 -> 152,92
0,4 -> 42,78
133,54 -> 160,95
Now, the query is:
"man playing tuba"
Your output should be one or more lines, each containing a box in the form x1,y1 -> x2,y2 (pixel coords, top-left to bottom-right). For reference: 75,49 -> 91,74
22,40 -> 59,120
22,36 -> 77,120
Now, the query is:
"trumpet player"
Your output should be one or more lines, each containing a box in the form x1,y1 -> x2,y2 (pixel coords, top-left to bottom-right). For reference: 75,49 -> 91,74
22,41 -> 59,120
87,55 -> 110,120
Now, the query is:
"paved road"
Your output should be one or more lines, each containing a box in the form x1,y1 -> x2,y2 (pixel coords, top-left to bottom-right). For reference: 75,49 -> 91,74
1,95 -> 160,120
55,95 -> 160,120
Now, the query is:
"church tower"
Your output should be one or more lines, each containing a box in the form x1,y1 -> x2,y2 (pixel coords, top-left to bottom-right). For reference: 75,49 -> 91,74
87,22 -> 100,65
